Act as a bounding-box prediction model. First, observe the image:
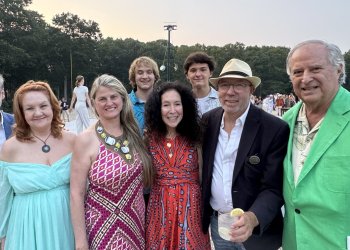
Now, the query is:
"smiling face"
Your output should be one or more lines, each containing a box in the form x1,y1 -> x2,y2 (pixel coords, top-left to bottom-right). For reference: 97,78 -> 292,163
135,63 -> 156,92
217,78 -> 253,118
22,91 -> 53,131
186,63 -> 212,90
289,43 -> 341,110
161,89 -> 183,135
93,86 -> 123,120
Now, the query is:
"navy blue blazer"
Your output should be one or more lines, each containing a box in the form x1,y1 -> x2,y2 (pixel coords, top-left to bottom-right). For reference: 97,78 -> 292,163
2,111 -> 14,139
201,105 -> 289,250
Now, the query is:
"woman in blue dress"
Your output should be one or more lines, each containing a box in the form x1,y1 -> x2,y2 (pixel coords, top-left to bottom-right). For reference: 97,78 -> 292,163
0,81 -> 76,250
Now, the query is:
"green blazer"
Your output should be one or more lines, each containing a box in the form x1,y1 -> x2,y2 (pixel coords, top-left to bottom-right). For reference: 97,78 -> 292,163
282,86 -> 350,250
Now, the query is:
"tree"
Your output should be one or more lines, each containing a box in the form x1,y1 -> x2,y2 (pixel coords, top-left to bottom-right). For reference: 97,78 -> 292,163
0,0 -> 50,92
51,12 -> 102,94
0,0 -> 33,33
52,12 -> 101,41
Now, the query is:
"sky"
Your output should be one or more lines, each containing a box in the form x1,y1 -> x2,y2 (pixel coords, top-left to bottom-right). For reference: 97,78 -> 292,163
28,0 -> 350,53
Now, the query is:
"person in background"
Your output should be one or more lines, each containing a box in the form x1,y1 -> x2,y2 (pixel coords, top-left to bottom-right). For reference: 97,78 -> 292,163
69,75 -> 92,133
0,74 -> 14,150
0,81 -> 76,250
275,94 -> 284,116
70,74 -> 153,250
60,97 -> 69,122
201,58 -> 289,250
184,51 -> 221,116
288,93 -> 296,107
265,95 -> 274,114
255,96 -> 263,109
144,82 -> 210,249
128,56 -> 160,135
282,40 -> 350,250
128,56 -> 160,208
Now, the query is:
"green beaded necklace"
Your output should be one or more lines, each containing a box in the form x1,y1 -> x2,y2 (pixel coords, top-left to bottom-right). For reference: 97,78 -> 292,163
95,121 -> 132,161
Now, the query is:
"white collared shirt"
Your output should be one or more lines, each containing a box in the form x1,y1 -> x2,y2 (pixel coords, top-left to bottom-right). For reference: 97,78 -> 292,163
210,104 -> 250,213
0,111 -> 7,151
196,87 -> 221,116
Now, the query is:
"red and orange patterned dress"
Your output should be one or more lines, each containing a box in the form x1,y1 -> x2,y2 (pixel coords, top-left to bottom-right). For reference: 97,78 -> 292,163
146,135 -> 210,249
85,143 -> 145,250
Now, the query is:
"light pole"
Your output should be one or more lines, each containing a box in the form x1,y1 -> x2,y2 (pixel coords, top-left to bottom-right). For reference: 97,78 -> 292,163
164,24 -> 177,82
70,48 -> 73,91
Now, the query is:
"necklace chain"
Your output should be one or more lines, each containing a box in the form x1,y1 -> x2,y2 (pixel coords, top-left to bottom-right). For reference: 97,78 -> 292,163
32,133 -> 51,153
166,137 -> 176,158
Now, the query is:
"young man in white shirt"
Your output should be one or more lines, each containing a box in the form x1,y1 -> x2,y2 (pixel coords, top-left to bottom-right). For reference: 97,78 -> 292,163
184,52 -> 220,116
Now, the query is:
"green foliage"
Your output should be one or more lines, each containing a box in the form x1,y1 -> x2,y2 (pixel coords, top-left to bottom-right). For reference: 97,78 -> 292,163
343,50 -> 350,90
1,0 -> 350,111
52,12 -> 101,41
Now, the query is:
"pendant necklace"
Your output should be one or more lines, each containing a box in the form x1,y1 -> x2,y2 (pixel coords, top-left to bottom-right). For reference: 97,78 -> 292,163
32,133 -> 51,153
165,134 -> 176,158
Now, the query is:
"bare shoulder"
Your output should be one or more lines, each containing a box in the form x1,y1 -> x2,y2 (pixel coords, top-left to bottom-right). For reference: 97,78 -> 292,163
74,126 -> 99,156
61,130 -> 76,144
0,137 -> 22,161
76,126 -> 96,145
72,126 -> 99,170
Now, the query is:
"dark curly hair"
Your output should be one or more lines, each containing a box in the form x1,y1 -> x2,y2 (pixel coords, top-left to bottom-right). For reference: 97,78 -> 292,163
183,51 -> 216,74
145,81 -> 201,144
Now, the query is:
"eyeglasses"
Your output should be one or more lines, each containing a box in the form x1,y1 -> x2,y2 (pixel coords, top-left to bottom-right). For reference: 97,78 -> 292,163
218,82 -> 252,92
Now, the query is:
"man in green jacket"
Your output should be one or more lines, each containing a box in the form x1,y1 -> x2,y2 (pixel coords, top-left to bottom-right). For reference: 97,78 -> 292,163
282,40 -> 350,250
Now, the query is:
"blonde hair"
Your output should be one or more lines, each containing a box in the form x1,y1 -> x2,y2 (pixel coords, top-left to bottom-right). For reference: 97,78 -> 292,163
128,56 -> 160,89
90,74 -> 154,186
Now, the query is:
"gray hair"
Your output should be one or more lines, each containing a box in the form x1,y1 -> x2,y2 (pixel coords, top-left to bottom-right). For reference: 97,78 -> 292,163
286,40 -> 346,84
0,74 -> 4,90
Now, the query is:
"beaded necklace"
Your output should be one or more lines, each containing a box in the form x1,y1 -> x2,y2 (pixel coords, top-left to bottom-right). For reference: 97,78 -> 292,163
95,121 -> 132,161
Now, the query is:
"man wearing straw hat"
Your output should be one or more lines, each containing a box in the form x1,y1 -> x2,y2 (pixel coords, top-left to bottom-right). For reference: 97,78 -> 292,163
201,58 -> 289,250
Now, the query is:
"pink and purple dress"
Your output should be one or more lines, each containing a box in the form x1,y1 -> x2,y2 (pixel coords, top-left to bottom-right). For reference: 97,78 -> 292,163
85,143 -> 145,250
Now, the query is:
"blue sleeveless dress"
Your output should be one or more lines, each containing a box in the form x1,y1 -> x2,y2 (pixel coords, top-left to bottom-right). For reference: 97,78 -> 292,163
0,154 -> 74,250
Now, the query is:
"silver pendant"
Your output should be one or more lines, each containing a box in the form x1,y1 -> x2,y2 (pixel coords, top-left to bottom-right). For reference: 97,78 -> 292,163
96,126 -> 103,133
121,146 -> 129,154
105,136 -> 116,146
42,144 -> 50,153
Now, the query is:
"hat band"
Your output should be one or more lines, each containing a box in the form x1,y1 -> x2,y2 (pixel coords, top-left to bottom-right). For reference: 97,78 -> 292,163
219,71 -> 249,77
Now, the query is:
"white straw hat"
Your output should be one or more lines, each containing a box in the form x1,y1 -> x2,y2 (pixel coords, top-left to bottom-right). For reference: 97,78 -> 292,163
210,59 -> 261,88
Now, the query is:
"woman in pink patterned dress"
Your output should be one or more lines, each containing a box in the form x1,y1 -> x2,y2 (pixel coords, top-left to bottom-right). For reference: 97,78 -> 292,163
144,82 -> 210,249
70,74 -> 153,250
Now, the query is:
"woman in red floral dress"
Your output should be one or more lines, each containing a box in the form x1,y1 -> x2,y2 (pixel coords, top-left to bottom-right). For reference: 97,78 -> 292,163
144,82 -> 210,249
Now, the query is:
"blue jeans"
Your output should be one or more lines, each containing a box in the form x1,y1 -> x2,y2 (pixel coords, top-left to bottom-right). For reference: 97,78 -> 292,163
211,214 -> 246,250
